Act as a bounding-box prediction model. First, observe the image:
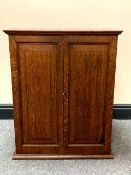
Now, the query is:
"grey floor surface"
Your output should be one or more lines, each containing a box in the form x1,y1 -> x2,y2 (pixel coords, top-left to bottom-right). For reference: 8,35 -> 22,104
0,119 -> 131,175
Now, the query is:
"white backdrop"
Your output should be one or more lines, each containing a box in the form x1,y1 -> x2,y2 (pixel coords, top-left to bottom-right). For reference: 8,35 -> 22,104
0,0 -> 131,104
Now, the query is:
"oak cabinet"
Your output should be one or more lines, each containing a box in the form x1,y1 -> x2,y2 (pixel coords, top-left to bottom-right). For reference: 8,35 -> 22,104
4,30 -> 122,159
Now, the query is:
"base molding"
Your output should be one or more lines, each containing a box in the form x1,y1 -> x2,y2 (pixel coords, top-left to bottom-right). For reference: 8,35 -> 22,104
113,104 -> 131,119
13,152 -> 114,160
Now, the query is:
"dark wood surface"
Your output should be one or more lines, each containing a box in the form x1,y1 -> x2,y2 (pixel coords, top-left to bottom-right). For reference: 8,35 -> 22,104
4,30 -> 122,159
12,152 -> 114,160
4,30 -> 122,35
63,35 -> 119,156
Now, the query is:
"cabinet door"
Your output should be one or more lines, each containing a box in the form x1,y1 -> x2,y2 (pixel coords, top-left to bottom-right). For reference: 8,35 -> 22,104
63,35 -> 117,155
10,36 -> 63,154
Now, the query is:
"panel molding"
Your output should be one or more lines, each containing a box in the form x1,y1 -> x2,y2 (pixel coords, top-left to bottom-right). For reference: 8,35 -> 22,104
0,104 -> 131,119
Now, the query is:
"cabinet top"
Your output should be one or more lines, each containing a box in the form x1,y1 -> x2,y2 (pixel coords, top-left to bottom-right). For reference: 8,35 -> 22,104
3,29 -> 122,36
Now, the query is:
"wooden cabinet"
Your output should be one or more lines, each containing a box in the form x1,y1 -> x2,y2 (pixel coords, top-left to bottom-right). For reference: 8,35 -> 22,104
4,30 -> 122,159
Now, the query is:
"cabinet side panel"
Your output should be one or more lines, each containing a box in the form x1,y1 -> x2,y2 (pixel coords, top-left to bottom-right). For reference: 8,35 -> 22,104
103,36 -> 118,152
9,37 -> 22,153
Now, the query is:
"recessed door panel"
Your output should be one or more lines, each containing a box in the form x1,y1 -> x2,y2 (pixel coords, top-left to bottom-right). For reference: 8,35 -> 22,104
68,44 -> 108,144
17,40 -> 63,152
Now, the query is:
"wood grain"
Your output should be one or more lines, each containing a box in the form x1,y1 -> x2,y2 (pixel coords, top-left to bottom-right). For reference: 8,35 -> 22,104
68,43 -> 108,144
13,152 -> 114,160
4,30 -> 122,36
5,30 -> 122,159
8,35 -> 64,155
